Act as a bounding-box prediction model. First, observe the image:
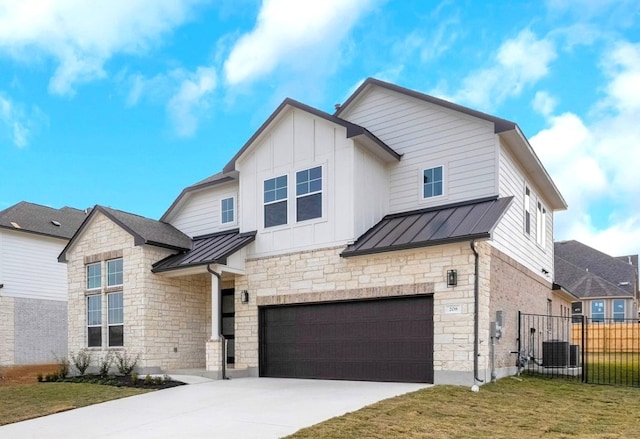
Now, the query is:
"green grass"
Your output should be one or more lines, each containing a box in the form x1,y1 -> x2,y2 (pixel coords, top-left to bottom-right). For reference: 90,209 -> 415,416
585,352 -> 640,386
0,383 -> 149,425
287,376 -> 640,438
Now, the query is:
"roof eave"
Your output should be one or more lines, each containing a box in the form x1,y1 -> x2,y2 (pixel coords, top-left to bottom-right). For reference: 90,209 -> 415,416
341,233 -> 491,258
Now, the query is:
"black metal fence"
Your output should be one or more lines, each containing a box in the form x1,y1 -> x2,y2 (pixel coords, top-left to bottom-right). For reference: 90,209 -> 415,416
517,312 -> 640,387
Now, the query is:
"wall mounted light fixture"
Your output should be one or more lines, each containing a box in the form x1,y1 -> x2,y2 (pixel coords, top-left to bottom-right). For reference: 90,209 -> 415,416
240,290 -> 249,304
447,269 -> 457,287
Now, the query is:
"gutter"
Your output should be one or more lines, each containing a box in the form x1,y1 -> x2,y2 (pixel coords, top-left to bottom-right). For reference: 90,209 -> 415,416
206,264 -> 228,380
470,240 -> 484,384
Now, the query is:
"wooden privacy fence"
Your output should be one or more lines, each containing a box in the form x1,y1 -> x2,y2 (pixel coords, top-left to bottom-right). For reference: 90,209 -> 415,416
572,322 -> 640,353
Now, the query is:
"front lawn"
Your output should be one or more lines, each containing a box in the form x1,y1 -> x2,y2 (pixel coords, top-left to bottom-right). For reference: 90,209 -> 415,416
287,376 -> 640,438
0,383 -> 149,425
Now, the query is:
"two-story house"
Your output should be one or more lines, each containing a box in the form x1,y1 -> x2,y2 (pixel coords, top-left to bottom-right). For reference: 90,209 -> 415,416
59,78 -> 568,385
0,202 -> 86,365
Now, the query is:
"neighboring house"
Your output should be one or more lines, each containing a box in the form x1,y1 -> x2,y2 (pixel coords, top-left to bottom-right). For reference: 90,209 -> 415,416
555,240 -> 639,321
60,78 -> 569,385
0,202 -> 86,365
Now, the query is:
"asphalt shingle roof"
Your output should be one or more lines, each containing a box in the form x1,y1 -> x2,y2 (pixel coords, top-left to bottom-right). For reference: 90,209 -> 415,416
554,240 -> 637,298
0,201 -> 86,239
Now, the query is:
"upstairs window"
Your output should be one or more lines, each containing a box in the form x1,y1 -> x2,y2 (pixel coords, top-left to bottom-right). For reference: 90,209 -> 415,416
591,300 -> 605,323
536,202 -> 547,247
524,187 -> 531,235
87,263 -> 101,290
221,197 -> 235,224
423,166 -> 443,199
613,299 -> 625,322
296,166 -> 322,221
107,259 -> 123,287
108,292 -> 124,346
264,175 -> 288,228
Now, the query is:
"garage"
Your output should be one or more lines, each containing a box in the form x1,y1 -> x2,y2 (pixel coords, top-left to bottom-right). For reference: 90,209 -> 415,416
259,295 -> 433,383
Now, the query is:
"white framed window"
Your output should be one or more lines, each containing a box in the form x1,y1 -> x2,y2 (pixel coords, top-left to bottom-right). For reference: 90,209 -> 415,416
423,166 -> 443,199
264,175 -> 288,228
221,197 -> 235,224
107,259 -> 123,287
591,300 -> 605,323
87,295 -> 102,347
536,202 -> 547,248
524,187 -> 531,236
296,166 -> 322,222
87,262 -> 101,290
613,299 -> 625,322
108,292 -> 124,347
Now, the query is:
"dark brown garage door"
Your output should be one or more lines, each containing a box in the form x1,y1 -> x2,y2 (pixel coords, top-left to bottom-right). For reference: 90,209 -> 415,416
259,295 -> 433,383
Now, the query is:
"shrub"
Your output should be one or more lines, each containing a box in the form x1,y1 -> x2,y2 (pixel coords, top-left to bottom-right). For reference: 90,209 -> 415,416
98,351 -> 114,378
144,374 -> 153,385
153,376 -> 163,386
130,372 -> 139,385
70,349 -> 92,376
52,352 -> 70,378
114,351 -> 140,375
45,372 -> 59,382
37,373 -> 43,382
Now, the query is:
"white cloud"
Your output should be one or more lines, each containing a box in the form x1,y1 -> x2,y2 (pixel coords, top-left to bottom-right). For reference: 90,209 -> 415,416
167,67 -> 217,137
223,0 -> 376,85
0,94 -> 44,147
436,30 -> 557,110
532,91 -> 557,116
126,66 -> 217,137
0,0 -> 199,95
531,40 -> 640,258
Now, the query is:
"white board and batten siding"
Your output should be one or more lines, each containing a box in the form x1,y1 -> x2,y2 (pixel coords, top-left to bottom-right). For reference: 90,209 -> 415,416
237,107 -> 372,258
169,181 -> 239,238
341,86 -> 498,213
0,229 -> 69,301
353,144 -> 389,240
492,142 -> 554,279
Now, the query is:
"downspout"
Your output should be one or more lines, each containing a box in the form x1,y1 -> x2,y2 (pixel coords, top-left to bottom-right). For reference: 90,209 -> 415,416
470,240 -> 484,384
207,264 -> 228,380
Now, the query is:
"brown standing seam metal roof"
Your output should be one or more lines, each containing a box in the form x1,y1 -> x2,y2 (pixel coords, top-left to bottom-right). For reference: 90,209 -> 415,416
334,77 -> 517,134
151,229 -> 257,273
341,196 -> 513,258
222,98 -> 401,173
0,201 -> 86,240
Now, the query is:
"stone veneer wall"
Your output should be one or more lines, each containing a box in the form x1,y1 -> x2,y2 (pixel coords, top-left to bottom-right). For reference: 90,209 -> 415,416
488,245 -> 557,378
233,241 -> 485,384
66,212 -> 211,372
0,296 -> 15,366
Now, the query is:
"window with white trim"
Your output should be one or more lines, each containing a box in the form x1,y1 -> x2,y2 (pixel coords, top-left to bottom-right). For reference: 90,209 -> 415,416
264,175 -> 288,228
536,202 -> 547,247
524,187 -> 531,235
613,299 -> 625,322
296,166 -> 322,221
221,197 -> 235,224
591,300 -> 605,323
87,295 -> 102,347
108,292 -> 124,346
423,166 -> 443,199
87,263 -> 101,290
107,258 -> 123,287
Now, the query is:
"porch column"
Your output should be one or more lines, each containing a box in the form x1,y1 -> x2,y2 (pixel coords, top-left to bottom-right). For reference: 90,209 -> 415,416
210,271 -> 220,340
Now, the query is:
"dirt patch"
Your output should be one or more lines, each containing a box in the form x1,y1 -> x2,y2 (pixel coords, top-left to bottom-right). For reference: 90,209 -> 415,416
0,364 -> 60,387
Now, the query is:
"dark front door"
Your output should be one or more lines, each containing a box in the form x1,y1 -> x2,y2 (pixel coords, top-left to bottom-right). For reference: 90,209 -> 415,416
221,288 -> 235,364
259,295 -> 433,383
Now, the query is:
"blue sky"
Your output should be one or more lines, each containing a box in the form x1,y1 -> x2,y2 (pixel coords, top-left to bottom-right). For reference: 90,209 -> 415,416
1,0 -> 639,258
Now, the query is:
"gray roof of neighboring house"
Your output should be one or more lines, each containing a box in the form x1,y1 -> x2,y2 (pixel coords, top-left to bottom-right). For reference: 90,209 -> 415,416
152,229 -> 257,273
0,201 -> 86,240
341,196 -> 513,257
554,240 -> 638,299
59,205 -> 192,262
222,98 -> 400,174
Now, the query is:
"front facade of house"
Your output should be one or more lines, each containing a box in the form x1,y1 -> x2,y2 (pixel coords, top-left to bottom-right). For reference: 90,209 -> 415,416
61,79 -> 568,384
0,202 -> 85,365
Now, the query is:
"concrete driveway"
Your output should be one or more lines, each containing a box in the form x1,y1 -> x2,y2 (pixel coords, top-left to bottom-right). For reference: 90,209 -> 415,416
0,377 -> 430,438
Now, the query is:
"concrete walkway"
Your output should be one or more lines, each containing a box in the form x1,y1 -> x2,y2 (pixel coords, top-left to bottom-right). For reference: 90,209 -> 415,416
0,377 -> 430,438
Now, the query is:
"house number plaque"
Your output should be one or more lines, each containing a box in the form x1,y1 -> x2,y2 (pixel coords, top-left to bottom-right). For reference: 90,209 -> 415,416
445,304 -> 461,314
